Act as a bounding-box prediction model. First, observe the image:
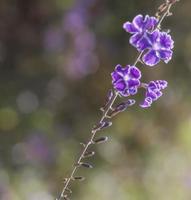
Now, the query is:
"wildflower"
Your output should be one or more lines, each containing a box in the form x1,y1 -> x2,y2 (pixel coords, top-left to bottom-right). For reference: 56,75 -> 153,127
140,80 -> 168,108
111,64 -> 141,97
123,15 -> 158,49
141,30 -> 174,66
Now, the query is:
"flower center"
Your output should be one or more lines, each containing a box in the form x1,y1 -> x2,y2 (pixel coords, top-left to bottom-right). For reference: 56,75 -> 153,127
152,42 -> 160,51
124,74 -> 130,81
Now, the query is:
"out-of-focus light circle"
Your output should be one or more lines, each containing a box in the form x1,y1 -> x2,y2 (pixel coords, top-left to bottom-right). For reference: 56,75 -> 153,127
17,91 -> 39,114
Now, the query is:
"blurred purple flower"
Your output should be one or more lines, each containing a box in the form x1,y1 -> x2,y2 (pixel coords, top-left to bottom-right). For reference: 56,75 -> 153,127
62,1 -> 99,79
140,80 -> 168,108
111,64 -> 141,96
142,30 -> 174,66
123,15 -> 158,49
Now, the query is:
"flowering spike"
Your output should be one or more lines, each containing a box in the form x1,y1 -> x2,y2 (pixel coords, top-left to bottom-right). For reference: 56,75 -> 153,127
56,1 -> 179,199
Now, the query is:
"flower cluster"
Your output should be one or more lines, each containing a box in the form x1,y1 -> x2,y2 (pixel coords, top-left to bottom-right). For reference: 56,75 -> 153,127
111,14 -> 174,108
123,15 -> 174,66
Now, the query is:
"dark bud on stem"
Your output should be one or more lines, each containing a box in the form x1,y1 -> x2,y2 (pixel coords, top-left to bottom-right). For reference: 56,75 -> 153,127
83,151 -> 95,158
93,136 -> 108,144
72,176 -> 85,181
80,162 -> 93,169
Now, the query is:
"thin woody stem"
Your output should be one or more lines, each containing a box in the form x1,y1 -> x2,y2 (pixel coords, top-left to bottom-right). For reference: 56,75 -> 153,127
57,91 -> 118,200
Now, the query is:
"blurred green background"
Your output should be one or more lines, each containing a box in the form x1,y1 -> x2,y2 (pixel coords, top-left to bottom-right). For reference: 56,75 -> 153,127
0,0 -> 191,199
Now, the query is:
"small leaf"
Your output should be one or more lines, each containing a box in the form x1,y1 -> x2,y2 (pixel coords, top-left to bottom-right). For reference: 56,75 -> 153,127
83,151 -> 95,158
94,136 -> 108,144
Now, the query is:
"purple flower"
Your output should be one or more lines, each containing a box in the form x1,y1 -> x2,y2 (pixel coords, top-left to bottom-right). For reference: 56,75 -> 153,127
140,80 -> 168,108
111,64 -> 141,97
141,30 -> 174,66
123,15 -> 158,49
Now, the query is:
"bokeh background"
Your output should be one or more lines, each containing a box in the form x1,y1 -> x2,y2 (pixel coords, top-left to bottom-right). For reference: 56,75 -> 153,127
0,0 -> 190,199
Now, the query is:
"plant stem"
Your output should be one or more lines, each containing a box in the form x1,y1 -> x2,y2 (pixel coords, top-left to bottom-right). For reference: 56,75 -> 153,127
57,91 -> 118,200
56,2 -> 176,199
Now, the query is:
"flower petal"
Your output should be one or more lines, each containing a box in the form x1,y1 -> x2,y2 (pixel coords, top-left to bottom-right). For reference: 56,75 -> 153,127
128,79 -> 140,87
115,64 -> 123,73
147,30 -> 160,44
123,22 -> 139,33
128,87 -> 138,95
158,49 -> 173,63
114,80 -> 126,91
132,15 -> 144,30
159,32 -> 174,49
111,71 -> 122,83
148,81 -> 157,90
140,97 -> 153,108
129,66 -> 141,79
137,35 -> 152,51
142,50 -> 160,66
146,91 -> 158,100
155,90 -> 163,98
129,33 -> 143,48
157,80 -> 168,89
145,16 -> 158,30
120,89 -> 130,97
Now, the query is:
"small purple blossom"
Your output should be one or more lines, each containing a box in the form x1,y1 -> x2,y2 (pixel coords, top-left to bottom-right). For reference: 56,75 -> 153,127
123,15 -> 158,49
111,64 -> 141,97
141,30 -> 174,66
140,80 -> 168,108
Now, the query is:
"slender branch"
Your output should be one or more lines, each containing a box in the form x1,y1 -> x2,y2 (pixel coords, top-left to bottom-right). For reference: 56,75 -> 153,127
56,91 -> 118,200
